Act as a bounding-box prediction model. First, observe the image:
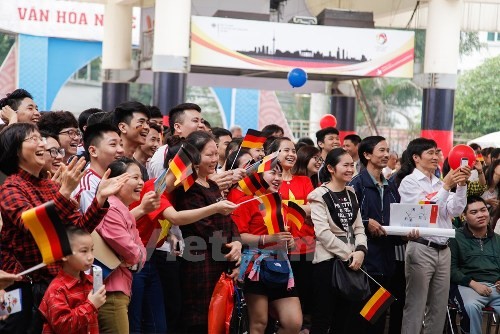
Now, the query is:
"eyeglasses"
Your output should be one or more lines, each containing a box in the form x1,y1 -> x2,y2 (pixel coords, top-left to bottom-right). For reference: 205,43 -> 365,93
313,156 -> 324,163
24,136 -> 47,144
59,129 -> 82,139
46,147 -> 65,158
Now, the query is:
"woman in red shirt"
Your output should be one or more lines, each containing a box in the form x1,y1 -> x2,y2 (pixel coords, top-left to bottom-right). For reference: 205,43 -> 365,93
232,164 -> 302,334
267,137 -> 315,328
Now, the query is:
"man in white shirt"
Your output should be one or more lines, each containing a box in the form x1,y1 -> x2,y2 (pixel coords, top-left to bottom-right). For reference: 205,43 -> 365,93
343,134 -> 362,175
72,123 -> 125,213
398,138 -> 471,334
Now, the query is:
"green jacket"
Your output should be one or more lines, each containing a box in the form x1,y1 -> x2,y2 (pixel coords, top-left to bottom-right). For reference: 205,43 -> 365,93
450,224 -> 500,286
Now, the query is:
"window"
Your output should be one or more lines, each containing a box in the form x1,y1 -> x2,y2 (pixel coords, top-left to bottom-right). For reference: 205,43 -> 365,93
487,32 -> 495,41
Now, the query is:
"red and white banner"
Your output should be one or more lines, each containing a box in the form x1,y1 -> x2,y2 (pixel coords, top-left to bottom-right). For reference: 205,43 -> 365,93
0,0 -> 140,44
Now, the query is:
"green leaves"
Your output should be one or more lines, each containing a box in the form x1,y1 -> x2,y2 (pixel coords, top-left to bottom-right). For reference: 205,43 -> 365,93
454,56 -> 500,136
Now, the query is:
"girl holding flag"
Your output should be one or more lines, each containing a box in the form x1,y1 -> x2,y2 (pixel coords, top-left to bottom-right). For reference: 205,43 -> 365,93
267,137 -> 315,328
231,163 -> 302,334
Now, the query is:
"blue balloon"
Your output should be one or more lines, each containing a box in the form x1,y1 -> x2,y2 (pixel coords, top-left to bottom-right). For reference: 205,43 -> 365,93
287,68 -> 307,88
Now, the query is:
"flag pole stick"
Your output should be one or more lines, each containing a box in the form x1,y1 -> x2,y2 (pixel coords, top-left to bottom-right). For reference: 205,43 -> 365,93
229,146 -> 242,170
237,192 -> 273,206
359,267 -> 397,301
19,262 -> 47,276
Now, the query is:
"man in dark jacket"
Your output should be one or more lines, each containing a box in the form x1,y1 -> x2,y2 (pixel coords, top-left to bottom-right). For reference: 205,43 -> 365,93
450,196 -> 500,334
349,136 -> 403,334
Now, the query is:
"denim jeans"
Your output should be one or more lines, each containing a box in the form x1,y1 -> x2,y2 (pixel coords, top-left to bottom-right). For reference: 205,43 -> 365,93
128,260 -> 167,334
458,283 -> 500,334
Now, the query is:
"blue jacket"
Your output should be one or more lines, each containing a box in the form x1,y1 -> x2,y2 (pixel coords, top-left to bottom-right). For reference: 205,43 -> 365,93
349,169 -> 402,276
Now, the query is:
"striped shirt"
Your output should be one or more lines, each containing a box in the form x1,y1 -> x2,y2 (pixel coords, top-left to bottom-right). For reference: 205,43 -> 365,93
72,168 -> 101,214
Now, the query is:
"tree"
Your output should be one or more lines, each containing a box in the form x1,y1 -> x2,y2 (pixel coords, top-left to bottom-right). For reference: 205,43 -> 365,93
454,55 -> 500,136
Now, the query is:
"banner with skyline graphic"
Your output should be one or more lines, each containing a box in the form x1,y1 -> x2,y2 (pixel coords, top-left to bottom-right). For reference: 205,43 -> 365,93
191,16 -> 414,78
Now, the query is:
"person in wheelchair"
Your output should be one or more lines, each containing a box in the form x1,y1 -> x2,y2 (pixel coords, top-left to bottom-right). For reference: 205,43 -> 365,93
450,195 -> 500,334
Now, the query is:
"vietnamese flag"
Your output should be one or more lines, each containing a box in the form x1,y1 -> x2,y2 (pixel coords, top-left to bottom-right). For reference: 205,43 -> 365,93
260,192 -> 286,235
169,146 -> 196,187
284,201 -> 306,230
241,129 -> 266,149
360,287 -> 395,324
21,201 -> 72,264
238,172 -> 269,196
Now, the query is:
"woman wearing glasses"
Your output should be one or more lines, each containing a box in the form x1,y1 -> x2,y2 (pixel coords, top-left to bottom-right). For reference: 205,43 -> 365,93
0,123 -> 127,333
39,131 -> 65,181
38,111 -> 81,163
292,145 -> 323,183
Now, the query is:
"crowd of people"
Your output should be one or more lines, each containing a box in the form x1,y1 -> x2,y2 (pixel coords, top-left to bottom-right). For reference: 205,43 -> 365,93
0,88 -> 499,334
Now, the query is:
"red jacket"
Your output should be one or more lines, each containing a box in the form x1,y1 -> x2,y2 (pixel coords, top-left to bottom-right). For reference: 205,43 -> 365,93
39,269 -> 99,334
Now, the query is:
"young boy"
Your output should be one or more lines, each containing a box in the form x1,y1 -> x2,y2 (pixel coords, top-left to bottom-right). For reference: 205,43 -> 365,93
38,226 -> 106,334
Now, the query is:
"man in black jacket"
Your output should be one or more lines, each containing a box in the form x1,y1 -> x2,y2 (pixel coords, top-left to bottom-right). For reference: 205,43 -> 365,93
349,136 -> 403,334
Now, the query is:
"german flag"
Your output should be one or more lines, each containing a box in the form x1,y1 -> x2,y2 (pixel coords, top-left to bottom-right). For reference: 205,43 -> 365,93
245,151 -> 279,176
21,201 -> 72,264
238,173 -> 269,196
169,146 -> 196,187
182,172 -> 197,191
241,129 -> 266,149
284,201 -> 306,230
260,192 -> 285,235
360,287 -> 395,324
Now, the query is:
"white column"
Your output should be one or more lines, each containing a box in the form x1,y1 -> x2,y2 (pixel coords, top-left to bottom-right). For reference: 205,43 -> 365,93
102,1 -> 133,70
424,0 -> 463,75
152,0 -> 191,73
309,93 -> 329,139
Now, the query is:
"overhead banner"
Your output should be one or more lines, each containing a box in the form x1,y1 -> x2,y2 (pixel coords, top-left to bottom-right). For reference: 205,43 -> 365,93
0,0 -> 140,45
191,16 -> 414,78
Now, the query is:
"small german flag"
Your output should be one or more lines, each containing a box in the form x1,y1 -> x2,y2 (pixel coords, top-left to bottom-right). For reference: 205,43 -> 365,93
241,129 -> 266,149
260,192 -> 286,235
360,287 -> 395,324
477,154 -> 485,162
182,172 -> 197,191
21,201 -> 72,264
284,201 -> 306,230
245,151 -> 279,175
238,173 -> 269,196
169,146 -> 196,188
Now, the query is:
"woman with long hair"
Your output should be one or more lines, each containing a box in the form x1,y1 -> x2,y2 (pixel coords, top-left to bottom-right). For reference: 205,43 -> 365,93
173,131 -> 242,333
266,137 -> 315,330
292,145 -> 322,188
96,157 -> 149,334
232,164 -> 302,333
308,148 -> 368,333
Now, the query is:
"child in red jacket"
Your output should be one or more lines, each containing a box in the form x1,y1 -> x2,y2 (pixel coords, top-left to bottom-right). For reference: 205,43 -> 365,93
39,226 -> 106,334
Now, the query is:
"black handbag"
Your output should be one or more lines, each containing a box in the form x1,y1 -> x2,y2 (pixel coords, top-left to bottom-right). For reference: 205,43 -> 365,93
331,258 -> 371,301
229,287 -> 250,334
324,187 -> 371,301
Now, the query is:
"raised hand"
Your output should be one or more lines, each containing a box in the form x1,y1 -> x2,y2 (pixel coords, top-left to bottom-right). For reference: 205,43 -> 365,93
95,169 -> 130,207
59,157 -> 88,198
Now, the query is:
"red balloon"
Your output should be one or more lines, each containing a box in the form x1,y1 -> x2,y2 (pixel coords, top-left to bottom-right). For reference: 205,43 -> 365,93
448,145 -> 476,169
320,114 -> 337,129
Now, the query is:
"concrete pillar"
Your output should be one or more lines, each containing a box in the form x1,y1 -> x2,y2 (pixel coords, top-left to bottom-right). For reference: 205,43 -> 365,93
421,0 -> 463,157
331,95 -> 356,143
101,1 -> 133,111
152,0 -> 191,116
